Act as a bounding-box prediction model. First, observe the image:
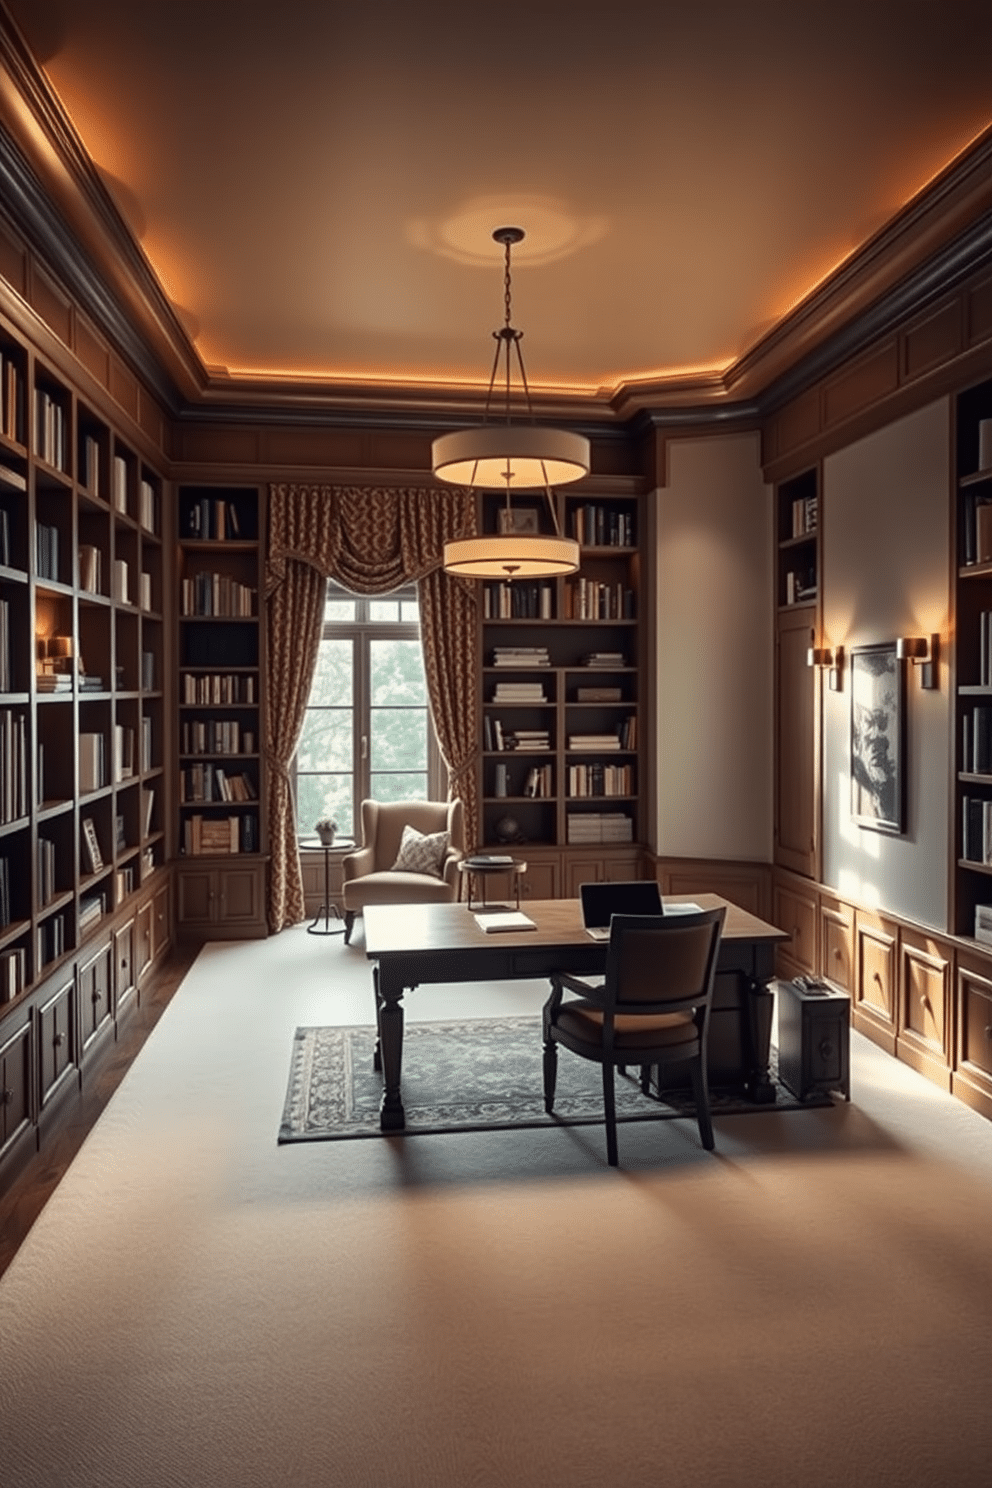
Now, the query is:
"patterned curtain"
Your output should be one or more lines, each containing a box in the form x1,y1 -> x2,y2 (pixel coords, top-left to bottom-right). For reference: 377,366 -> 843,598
265,483 -> 479,932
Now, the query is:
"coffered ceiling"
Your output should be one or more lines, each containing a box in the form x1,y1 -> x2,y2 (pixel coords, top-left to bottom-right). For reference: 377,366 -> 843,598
3,0 -> 992,415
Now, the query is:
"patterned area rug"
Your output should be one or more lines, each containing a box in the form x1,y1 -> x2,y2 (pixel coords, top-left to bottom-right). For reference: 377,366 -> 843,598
278,1016 -> 832,1142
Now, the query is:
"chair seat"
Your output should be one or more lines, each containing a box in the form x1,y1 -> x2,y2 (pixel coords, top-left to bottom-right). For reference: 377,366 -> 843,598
555,999 -> 698,1052
342,869 -> 453,909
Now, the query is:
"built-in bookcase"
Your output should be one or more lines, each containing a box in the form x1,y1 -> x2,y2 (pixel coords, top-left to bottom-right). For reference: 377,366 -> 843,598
953,377 -> 992,941
174,485 -> 267,937
477,488 -> 644,869
0,331 -> 167,1006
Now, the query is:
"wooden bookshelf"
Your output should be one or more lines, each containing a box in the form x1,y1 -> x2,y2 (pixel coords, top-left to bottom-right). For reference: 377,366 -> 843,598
774,466 -> 820,883
476,488 -> 646,894
0,316 -> 172,1193
174,485 -> 267,937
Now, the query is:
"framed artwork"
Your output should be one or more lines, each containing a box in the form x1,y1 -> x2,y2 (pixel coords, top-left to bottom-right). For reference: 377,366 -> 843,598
850,642 -> 905,834
497,506 -> 540,535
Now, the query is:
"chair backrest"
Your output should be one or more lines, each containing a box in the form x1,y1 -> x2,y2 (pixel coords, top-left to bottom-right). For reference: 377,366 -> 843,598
360,798 -> 464,871
603,908 -> 726,1017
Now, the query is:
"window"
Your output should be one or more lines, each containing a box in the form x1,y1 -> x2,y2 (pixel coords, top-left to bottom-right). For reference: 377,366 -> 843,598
294,582 -> 443,839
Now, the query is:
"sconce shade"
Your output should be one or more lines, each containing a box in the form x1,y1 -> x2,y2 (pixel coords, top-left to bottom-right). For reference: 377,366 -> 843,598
896,636 -> 930,661
807,646 -> 834,668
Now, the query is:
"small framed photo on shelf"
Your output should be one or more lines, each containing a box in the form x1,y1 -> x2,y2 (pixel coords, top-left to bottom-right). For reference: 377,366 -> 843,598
81,816 -> 104,874
497,507 -> 540,536
850,642 -> 905,835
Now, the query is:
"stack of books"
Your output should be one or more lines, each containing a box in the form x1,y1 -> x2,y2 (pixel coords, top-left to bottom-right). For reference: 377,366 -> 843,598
79,892 -> 105,934
35,672 -> 71,693
492,681 -> 546,702
492,646 -> 550,667
566,811 -> 633,844
581,651 -> 625,669
568,732 -> 621,751
501,729 -> 551,752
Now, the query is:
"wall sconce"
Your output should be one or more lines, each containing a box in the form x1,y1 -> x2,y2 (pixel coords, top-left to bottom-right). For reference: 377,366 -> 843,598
807,643 -> 844,690
896,634 -> 938,689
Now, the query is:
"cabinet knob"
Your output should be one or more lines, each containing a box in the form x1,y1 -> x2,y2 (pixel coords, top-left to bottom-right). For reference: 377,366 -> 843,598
873,971 -> 882,985
919,994 -> 929,1010
833,947 -> 841,959
984,1025 -> 992,1041
53,1032 -> 65,1047
818,1040 -> 834,1059
92,989 -> 101,1004
1,1089 -> 11,1105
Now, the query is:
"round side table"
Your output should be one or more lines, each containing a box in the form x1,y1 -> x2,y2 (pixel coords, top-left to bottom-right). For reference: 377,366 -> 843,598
458,857 -> 527,911
300,839 -> 356,935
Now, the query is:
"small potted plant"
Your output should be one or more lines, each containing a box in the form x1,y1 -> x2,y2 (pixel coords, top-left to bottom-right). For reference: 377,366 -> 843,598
315,817 -> 338,846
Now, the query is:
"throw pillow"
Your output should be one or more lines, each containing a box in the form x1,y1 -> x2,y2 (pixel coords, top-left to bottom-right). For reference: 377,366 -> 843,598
391,824 -> 449,878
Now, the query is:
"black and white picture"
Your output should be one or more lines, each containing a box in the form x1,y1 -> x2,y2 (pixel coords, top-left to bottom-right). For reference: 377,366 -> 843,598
851,643 -> 905,834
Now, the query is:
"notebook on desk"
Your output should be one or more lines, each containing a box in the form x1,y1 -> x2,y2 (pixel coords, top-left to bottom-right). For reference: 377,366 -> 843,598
579,880 -> 664,939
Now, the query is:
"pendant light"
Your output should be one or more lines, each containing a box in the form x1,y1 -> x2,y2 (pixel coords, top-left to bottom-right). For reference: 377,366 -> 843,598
437,227 -> 585,580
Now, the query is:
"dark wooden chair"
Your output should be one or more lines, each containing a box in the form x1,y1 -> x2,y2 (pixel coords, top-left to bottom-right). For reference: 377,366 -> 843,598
542,907 -> 726,1166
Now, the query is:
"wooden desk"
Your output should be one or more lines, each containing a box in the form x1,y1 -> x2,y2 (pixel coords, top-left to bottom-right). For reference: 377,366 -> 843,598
364,895 -> 788,1131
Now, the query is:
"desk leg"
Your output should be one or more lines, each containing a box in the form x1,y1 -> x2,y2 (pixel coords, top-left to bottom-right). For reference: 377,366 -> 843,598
376,967 -> 407,1130
744,976 -> 776,1103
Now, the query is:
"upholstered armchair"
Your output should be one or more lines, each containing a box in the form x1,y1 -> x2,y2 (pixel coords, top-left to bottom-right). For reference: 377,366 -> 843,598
340,798 -> 465,943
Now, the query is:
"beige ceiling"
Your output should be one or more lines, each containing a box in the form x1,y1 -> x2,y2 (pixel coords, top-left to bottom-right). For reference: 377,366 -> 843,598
6,0 -> 992,402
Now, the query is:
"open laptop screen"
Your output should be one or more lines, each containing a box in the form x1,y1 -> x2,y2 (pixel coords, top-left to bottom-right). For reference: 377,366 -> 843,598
579,880 -> 663,938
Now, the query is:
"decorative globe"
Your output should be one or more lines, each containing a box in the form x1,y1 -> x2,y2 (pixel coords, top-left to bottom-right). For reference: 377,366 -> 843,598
494,816 -> 523,844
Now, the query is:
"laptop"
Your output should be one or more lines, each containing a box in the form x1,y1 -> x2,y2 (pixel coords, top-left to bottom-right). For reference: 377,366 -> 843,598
579,880 -> 664,940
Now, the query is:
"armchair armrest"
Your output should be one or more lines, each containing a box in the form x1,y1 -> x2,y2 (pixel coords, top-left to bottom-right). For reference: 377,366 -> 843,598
555,972 -> 607,1002
441,848 -> 464,889
342,845 -> 375,882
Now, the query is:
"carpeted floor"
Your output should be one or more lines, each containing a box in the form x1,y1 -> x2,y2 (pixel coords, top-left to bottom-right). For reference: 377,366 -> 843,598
279,1017 -> 829,1141
3,923 -> 992,1488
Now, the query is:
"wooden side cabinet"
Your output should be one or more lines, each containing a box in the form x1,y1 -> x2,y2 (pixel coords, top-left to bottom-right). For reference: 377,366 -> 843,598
853,908 -> 898,1055
176,860 -> 267,937
773,870 -> 818,979
819,892 -> 854,995
0,1016 -> 33,1166
897,928 -> 952,1091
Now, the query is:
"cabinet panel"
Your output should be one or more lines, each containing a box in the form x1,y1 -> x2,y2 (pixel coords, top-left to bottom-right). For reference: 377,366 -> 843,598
0,1016 -> 33,1158
819,893 -> 854,993
152,882 -> 170,957
38,977 -> 78,1110
519,859 -> 558,900
135,900 -> 154,983
176,863 -> 266,936
78,942 -> 114,1052
896,928 -> 951,1088
115,918 -> 136,1017
952,953 -> 992,1119
218,865 -> 261,923
177,867 -> 215,926
773,874 -> 817,978
853,909 -> 898,1054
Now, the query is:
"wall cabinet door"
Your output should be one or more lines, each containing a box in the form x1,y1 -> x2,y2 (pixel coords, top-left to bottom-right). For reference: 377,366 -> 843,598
775,607 -> 818,878
519,859 -> 558,900
954,953 -> 992,1120
152,882 -> 170,959
78,943 -> 114,1054
38,977 -> 78,1111
135,900 -> 154,984
0,1016 -> 33,1160
853,909 -> 898,1054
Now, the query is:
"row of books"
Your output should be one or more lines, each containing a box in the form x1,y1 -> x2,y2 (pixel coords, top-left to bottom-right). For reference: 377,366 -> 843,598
1,946 -> 27,1002
492,645 -> 550,668
567,763 -> 634,798
36,912 -> 65,968
180,720 -> 256,755
80,732 -> 106,793
962,796 -> 992,865
1,351 -> 24,444
570,505 -> 635,548
975,611 -> 992,686
0,598 -> 9,691
569,717 -> 637,750
35,520 -> 59,581
563,579 -> 636,622
183,811 -> 259,854
566,811 -> 633,844
180,763 -> 258,802
962,492 -> 992,566
482,582 -> 554,620
0,504 -> 11,568
180,572 -> 256,617
962,706 -> 992,775
790,493 -> 818,537
181,671 -> 255,705
484,717 -> 551,752
581,651 -> 626,669
37,836 -> 56,906
34,388 -> 68,472
784,570 -> 817,605
113,725 -> 135,781
186,497 -> 243,540
0,710 -> 27,823
79,892 -> 105,935
490,761 -> 553,798
0,855 -> 10,928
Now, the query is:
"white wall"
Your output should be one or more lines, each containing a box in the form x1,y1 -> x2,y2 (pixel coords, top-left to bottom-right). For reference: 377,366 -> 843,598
654,432 -> 773,860
821,398 -> 950,929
